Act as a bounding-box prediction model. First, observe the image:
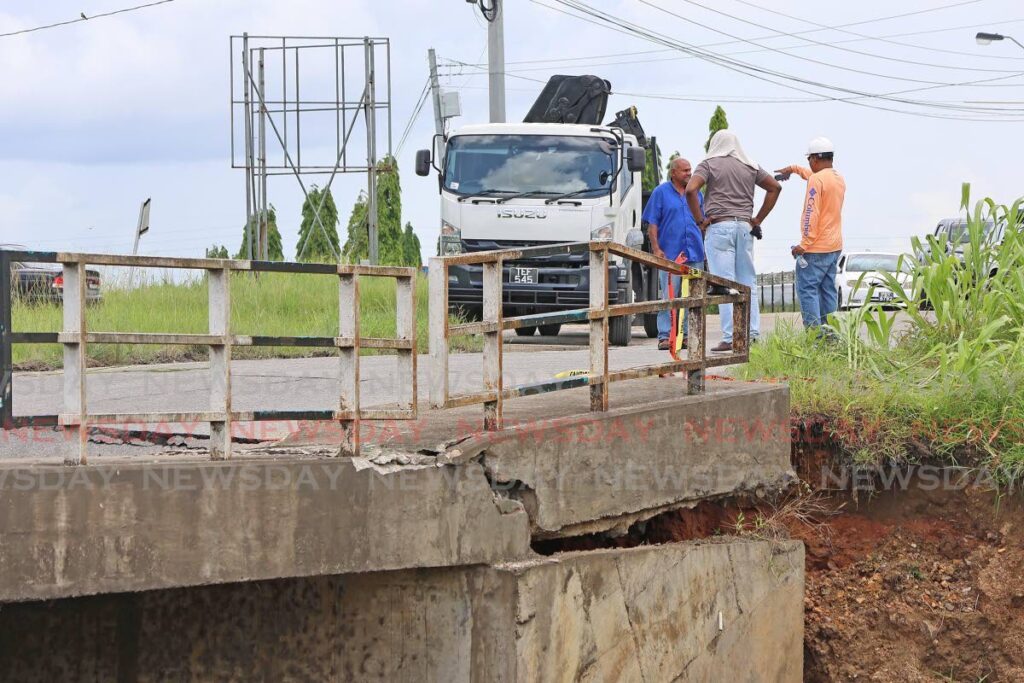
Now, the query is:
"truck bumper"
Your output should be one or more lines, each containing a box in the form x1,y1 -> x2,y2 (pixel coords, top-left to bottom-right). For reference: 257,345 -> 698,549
447,263 -> 628,318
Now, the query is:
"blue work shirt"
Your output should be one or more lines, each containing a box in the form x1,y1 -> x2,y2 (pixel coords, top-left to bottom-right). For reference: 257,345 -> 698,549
641,182 -> 705,264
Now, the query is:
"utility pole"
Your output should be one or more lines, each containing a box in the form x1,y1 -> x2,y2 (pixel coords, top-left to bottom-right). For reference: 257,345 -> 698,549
428,48 -> 444,136
487,0 -> 506,123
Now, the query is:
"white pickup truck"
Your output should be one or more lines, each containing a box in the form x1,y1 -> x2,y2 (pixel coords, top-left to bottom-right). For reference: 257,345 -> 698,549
415,121 -> 646,345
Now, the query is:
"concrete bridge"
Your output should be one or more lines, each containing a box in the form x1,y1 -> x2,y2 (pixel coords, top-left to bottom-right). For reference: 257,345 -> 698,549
0,244 -> 803,681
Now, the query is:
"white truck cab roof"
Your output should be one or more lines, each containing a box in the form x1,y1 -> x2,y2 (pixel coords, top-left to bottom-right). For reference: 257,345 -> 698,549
450,122 -> 637,142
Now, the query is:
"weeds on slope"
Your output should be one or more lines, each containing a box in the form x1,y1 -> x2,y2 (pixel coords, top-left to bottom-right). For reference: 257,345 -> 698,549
739,188 -> 1024,480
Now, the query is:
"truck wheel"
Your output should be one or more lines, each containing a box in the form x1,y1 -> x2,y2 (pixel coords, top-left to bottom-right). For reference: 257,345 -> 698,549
643,313 -> 658,338
515,326 -> 537,337
610,313 -> 632,346
538,324 -> 561,336
609,286 -> 633,347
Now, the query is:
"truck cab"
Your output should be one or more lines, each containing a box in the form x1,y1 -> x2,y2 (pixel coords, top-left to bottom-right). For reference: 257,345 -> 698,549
418,122 -> 645,345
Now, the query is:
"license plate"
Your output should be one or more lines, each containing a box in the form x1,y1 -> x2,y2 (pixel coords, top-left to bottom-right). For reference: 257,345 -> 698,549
876,291 -> 893,302
511,267 -> 538,285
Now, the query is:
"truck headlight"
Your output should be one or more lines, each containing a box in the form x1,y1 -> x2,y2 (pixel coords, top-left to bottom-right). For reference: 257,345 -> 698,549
591,223 -> 614,241
440,220 -> 463,255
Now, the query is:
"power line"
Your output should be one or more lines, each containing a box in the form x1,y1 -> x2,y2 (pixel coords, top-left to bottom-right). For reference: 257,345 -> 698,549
442,56 -> 1023,112
441,46 -> 1024,82
635,0 -> 1015,87
396,77 -> 430,156
535,1 -> 1024,120
0,0 -> 177,39
658,0 -> 1023,74
487,13 -> 1024,69
728,0 -> 1024,62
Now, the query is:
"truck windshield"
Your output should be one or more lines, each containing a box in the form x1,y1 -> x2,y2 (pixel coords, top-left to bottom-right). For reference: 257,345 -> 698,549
443,135 -> 615,198
941,220 -> 996,244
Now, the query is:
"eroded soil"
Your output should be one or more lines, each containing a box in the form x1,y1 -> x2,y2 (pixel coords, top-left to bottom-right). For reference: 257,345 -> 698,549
535,469 -> 1024,682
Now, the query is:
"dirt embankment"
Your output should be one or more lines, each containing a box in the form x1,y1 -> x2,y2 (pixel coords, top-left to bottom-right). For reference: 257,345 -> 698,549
536,438 -> 1024,681
799,483 -> 1024,682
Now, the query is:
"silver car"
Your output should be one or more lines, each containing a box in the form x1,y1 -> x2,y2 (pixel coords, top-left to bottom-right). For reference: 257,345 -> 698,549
835,251 -> 910,309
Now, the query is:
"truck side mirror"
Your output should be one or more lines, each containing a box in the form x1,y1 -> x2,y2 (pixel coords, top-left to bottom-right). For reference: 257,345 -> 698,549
626,146 -> 645,173
415,149 -> 432,177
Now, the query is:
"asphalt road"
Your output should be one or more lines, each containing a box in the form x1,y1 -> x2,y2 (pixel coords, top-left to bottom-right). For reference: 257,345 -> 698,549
4,312 -> 802,459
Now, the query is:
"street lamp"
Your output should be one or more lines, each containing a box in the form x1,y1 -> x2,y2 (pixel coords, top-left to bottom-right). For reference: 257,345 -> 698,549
976,31 -> 1024,51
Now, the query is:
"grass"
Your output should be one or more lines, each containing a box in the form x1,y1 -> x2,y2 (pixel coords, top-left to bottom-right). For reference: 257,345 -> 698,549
738,188 -> 1024,481
12,271 -> 477,369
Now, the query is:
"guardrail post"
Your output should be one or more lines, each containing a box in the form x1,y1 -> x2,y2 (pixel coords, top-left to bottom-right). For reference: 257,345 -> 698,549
208,266 -> 232,459
62,261 -> 87,465
482,260 -> 503,430
0,251 -> 13,430
733,286 -> 750,357
339,272 -> 360,455
395,273 -> 416,415
427,257 -> 448,409
687,274 -> 707,394
589,245 -> 609,412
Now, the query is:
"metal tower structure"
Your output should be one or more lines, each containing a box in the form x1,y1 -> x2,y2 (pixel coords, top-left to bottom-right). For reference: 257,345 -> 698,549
231,35 -> 393,263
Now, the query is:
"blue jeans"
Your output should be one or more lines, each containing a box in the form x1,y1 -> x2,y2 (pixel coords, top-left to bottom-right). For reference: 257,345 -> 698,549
658,261 -> 705,340
705,221 -> 760,343
796,250 -> 841,328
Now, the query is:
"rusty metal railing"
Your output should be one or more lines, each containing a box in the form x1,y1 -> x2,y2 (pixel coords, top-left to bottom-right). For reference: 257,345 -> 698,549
0,249 -> 417,464
428,241 -> 750,431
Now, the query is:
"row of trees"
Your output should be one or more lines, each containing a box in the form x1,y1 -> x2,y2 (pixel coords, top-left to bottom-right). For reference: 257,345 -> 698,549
207,155 -> 422,267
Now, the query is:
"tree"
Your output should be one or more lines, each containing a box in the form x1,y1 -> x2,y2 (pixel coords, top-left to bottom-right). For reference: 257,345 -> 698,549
342,191 -> 369,263
296,186 -> 341,262
704,106 -> 729,153
205,244 -> 229,259
376,156 -> 404,266
342,155 -> 424,267
401,222 -> 422,268
236,205 -> 283,260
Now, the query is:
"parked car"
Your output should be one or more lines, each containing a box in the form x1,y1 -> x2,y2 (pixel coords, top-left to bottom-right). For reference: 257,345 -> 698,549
3,244 -> 101,304
928,218 -> 999,261
835,251 -> 910,309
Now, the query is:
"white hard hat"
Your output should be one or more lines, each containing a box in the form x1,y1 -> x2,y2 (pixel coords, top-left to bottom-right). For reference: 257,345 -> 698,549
807,136 -> 834,155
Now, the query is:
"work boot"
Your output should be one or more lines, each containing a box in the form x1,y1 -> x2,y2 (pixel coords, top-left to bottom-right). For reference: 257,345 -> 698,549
658,338 -> 670,351
710,341 -> 732,353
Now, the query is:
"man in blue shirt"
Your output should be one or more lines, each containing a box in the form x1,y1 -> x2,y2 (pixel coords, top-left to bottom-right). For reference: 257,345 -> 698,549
642,157 -> 705,350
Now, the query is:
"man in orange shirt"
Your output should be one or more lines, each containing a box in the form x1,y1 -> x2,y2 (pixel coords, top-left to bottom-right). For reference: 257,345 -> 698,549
776,137 -> 846,330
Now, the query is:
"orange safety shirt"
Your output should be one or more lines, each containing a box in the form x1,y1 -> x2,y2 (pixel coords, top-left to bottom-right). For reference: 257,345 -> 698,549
786,166 -> 845,253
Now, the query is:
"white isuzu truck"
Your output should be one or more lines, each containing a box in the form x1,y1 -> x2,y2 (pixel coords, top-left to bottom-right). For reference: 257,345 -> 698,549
415,77 -> 650,346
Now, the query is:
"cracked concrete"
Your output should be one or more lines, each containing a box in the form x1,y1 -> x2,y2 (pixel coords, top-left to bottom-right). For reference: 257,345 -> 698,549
0,539 -> 802,681
0,456 -> 531,603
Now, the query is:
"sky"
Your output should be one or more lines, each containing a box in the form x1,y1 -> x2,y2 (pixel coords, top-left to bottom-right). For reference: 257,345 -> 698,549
1,0 -> 1023,273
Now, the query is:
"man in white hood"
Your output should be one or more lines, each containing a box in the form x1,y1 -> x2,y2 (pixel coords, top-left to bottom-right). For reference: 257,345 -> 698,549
685,130 -> 781,351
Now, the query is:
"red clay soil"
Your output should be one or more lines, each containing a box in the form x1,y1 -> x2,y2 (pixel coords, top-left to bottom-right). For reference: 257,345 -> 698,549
534,478 -> 1024,682
798,484 -> 1024,682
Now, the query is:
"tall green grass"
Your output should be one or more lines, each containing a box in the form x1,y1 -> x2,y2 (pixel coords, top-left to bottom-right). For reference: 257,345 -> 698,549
12,272 -> 475,369
739,188 -> 1024,479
